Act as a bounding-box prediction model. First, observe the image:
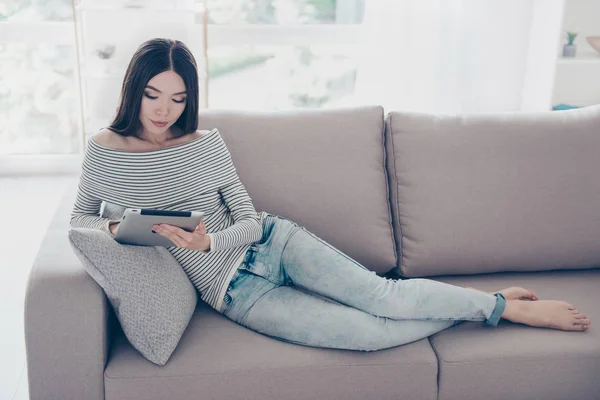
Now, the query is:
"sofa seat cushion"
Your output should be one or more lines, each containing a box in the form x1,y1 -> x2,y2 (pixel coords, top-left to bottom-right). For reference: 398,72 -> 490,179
428,268 -> 600,400
104,301 -> 439,400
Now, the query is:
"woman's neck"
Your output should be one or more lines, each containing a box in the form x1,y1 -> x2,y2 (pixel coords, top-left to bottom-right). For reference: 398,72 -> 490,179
138,126 -> 181,146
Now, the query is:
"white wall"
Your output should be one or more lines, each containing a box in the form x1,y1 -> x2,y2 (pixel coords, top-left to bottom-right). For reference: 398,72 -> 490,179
354,0 -> 564,113
520,0 -> 565,112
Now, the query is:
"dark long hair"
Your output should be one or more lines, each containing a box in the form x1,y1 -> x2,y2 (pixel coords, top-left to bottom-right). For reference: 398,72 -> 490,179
108,38 -> 199,139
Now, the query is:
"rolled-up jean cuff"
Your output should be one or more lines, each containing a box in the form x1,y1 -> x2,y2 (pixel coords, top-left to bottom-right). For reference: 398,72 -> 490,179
485,293 -> 506,327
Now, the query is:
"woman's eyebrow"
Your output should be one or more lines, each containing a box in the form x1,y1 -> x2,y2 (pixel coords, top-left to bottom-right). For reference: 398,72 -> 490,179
145,85 -> 187,95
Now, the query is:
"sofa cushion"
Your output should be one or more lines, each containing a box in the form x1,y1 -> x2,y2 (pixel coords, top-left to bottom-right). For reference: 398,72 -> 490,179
428,268 -> 600,400
68,228 -> 198,366
197,106 -> 396,274
385,105 -> 600,277
104,301 -> 439,400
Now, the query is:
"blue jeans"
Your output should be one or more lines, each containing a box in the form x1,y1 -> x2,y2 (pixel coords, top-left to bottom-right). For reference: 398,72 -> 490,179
220,214 -> 506,351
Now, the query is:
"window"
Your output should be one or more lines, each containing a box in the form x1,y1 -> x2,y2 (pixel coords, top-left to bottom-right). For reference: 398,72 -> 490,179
205,0 -> 365,110
209,44 -> 358,109
0,0 -> 365,157
205,0 -> 364,24
1,0 -> 79,155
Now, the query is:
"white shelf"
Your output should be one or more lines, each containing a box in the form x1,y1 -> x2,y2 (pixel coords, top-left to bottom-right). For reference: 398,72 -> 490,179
557,53 -> 600,64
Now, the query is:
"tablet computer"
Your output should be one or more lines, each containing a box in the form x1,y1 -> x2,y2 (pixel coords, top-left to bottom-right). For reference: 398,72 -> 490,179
114,208 -> 205,247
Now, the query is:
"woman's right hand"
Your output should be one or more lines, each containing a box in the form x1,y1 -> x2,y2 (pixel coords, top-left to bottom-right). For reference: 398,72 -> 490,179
109,222 -> 120,236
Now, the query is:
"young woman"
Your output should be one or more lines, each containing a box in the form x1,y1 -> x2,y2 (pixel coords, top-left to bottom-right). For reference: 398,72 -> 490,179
71,38 -> 590,352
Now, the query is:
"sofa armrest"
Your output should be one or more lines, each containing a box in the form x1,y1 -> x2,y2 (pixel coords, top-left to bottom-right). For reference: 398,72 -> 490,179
24,187 -> 116,400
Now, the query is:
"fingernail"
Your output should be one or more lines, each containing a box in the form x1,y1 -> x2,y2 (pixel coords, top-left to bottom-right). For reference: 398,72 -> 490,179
152,230 -> 157,233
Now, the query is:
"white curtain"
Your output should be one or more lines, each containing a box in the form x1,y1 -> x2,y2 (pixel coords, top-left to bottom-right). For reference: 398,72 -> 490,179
354,0 -> 544,113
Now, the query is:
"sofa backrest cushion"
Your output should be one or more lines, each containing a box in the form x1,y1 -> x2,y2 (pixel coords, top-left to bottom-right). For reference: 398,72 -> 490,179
198,106 -> 397,273
385,105 -> 600,277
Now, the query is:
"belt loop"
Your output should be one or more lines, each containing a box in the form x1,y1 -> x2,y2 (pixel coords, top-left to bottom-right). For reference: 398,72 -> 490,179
244,246 -> 256,265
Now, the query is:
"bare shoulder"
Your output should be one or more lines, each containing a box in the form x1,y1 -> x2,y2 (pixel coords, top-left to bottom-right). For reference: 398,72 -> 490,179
91,128 -> 129,150
90,128 -> 213,151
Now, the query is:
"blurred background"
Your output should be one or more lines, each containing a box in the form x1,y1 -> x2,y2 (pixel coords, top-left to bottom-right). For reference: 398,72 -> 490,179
1,0 -> 599,159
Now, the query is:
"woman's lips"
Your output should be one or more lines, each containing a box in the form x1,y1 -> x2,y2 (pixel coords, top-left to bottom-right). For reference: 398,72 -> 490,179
151,120 -> 168,127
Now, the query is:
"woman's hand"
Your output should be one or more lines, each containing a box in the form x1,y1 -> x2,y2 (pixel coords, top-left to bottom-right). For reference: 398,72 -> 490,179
152,220 -> 210,251
109,222 -> 120,236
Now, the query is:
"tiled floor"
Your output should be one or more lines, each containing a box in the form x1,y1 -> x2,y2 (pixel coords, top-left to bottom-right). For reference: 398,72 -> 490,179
0,175 -> 77,400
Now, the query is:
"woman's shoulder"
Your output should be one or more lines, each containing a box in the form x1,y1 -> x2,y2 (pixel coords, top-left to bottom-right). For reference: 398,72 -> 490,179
89,128 -> 215,152
90,128 -> 129,150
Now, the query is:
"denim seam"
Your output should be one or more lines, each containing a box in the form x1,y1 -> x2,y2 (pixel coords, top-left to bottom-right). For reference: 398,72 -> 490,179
271,278 -> 488,323
287,281 -> 341,306
277,226 -> 304,284
298,227 -> 369,272
238,284 -> 281,326
251,215 -> 297,286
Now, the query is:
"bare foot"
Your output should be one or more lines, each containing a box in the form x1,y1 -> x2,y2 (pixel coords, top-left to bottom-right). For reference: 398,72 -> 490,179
465,286 -> 538,301
502,300 -> 591,331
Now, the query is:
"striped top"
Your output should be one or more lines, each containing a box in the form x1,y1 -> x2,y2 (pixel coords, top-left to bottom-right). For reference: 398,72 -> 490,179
70,128 -> 268,311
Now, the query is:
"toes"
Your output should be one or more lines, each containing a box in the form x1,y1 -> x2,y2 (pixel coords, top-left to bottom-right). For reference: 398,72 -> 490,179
568,322 -> 589,331
578,324 -> 589,331
573,318 -> 590,325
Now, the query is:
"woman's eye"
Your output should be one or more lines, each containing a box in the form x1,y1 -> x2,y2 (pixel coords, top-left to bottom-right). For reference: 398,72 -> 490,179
173,98 -> 186,104
144,93 -> 158,100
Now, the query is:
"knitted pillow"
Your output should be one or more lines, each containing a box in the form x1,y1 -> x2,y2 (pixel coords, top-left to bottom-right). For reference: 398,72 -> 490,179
68,228 -> 197,366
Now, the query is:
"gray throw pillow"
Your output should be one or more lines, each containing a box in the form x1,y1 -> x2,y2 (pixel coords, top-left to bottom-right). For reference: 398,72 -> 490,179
68,228 -> 198,366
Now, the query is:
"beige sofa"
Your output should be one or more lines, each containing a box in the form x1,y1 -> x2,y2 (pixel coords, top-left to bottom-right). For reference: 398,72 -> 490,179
25,105 -> 600,400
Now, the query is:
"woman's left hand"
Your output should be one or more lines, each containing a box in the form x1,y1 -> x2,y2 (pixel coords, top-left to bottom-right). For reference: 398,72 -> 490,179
152,221 -> 210,251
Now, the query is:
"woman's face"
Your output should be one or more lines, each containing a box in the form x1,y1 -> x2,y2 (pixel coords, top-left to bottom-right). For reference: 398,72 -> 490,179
139,70 -> 187,138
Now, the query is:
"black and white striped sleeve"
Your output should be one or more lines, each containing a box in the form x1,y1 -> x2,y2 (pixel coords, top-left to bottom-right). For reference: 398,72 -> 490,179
70,145 -> 119,235
208,156 -> 263,252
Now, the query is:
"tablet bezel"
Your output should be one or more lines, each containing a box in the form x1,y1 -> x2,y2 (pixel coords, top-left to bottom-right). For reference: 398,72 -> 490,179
114,208 -> 205,247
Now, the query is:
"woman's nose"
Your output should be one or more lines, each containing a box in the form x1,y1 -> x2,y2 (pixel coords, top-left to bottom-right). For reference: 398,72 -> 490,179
155,101 -> 169,116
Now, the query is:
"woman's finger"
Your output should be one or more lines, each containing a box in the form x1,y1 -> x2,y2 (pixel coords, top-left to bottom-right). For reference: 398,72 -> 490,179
168,234 -> 185,248
153,225 -> 178,245
156,224 -> 194,242
153,224 -> 190,247
194,221 -> 207,234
